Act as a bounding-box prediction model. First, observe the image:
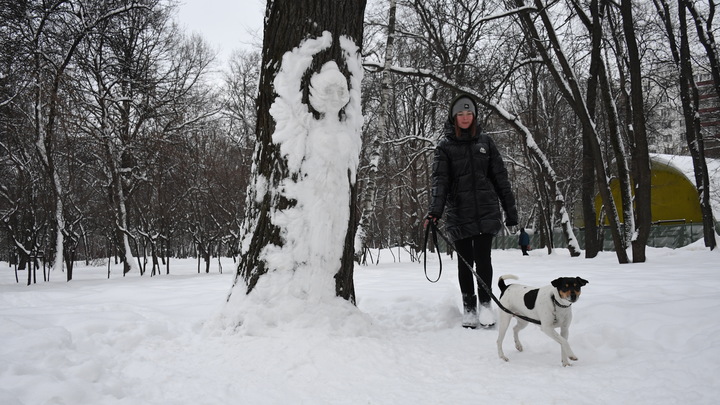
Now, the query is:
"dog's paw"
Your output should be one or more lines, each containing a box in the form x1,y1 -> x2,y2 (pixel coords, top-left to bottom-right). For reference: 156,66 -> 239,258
499,355 -> 509,362
562,357 -> 577,367
567,350 -> 578,361
515,342 -> 523,352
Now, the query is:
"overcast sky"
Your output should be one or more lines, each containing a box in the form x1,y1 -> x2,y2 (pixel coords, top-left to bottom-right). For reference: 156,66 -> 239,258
176,0 -> 265,64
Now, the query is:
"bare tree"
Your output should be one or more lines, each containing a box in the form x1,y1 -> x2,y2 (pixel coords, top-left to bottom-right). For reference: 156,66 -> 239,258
514,0 -> 629,262
568,0 -> 635,258
76,1 -> 215,274
356,0 -> 396,260
22,0 -> 146,278
616,0 -> 653,263
653,0 -> 717,251
224,49 -> 261,149
682,0 -> 718,250
221,50 -> 261,260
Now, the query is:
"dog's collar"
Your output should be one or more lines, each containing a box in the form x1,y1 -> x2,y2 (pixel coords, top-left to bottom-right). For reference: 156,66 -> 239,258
552,295 -> 572,308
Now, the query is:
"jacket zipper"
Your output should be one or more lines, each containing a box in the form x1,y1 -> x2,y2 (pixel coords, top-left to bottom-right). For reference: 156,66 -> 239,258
468,140 -> 481,223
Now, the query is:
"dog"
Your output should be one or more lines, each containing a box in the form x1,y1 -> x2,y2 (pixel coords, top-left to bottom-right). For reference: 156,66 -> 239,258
496,274 -> 588,367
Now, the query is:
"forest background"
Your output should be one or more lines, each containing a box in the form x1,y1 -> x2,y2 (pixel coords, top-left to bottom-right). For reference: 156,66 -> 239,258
1,0 -> 719,282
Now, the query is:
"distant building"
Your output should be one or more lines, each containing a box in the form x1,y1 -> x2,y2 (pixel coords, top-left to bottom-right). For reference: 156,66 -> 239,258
696,74 -> 720,158
651,91 -> 687,156
647,73 -> 720,158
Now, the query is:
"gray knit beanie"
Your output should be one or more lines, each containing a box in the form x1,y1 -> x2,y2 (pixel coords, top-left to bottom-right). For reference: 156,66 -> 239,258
451,96 -> 476,117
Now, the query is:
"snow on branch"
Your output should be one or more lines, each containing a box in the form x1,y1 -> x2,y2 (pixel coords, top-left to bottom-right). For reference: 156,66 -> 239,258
362,62 -> 558,179
478,5 -> 538,23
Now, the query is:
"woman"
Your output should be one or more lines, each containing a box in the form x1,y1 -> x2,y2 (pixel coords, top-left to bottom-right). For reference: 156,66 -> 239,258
426,93 -> 518,329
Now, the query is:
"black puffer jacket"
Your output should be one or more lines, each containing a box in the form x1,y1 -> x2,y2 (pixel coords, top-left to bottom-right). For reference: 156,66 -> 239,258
428,107 -> 518,242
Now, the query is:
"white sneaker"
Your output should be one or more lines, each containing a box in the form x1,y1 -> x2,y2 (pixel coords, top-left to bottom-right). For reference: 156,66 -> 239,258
478,302 -> 495,328
462,309 -> 479,329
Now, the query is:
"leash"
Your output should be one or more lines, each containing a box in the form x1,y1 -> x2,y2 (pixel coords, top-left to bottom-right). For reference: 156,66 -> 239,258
423,222 -> 442,282
424,221 -> 542,325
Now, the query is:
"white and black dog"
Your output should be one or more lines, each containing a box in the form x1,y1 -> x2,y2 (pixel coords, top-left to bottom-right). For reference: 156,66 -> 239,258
496,274 -> 589,367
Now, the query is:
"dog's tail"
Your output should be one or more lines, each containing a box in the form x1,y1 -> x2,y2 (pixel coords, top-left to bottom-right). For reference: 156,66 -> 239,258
498,274 -> 519,293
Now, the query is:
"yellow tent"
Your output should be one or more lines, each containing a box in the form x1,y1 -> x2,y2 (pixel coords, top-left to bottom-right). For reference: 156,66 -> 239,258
590,154 -> 720,226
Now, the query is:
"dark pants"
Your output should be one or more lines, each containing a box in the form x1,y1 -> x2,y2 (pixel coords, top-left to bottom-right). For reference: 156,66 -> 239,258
455,234 -> 494,305
520,245 -> 529,255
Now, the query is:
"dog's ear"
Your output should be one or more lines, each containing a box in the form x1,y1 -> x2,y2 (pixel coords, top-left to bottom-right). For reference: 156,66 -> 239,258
551,278 -> 562,288
576,277 -> 589,286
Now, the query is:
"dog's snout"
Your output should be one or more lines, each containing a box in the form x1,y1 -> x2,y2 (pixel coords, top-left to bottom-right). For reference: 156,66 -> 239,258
559,288 -> 581,302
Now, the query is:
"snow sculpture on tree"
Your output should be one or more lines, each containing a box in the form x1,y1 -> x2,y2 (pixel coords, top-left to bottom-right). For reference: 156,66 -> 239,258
265,33 -> 362,298
223,32 -> 364,329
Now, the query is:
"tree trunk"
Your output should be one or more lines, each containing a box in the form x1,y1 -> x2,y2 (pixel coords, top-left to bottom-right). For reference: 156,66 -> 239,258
356,0 -> 396,260
572,0 -> 635,257
580,0 -> 602,258
654,0 -> 716,251
683,0 -> 718,250
678,2 -> 715,249
620,0 -> 651,263
526,62 -> 555,255
582,0 -> 635,253
581,135 -> 600,257
231,0 -> 367,303
104,139 -> 137,275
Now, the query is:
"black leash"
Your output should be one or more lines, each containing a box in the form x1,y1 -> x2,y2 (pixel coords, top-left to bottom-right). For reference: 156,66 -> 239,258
423,222 -> 542,325
423,223 -> 442,283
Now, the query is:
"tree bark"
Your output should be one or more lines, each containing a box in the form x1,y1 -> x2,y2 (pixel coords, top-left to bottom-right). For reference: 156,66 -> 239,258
620,0 -> 651,263
579,0 -> 602,258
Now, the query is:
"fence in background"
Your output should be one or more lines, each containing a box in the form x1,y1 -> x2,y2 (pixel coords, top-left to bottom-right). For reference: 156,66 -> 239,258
492,221 -> 719,251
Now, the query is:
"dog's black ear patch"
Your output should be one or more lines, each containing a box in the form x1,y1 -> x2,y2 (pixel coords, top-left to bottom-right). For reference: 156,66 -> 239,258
577,277 -> 589,286
524,289 -> 539,310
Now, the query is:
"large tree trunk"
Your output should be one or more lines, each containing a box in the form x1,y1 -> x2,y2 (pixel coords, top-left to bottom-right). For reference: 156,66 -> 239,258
580,0 -> 602,258
231,0 -> 367,304
581,136 -> 600,256
678,2 -> 715,249
683,0 -> 718,250
620,0 -> 651,263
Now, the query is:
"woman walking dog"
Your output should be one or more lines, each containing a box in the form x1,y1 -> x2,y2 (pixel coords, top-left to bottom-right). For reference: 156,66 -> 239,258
425,93 -> 518,329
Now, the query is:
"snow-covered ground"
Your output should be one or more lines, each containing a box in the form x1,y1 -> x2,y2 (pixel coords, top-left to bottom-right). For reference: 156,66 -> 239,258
1,243 -> 719,404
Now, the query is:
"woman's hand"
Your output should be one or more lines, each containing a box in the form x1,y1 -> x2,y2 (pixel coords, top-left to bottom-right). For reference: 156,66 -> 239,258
424,214 -> 438,229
